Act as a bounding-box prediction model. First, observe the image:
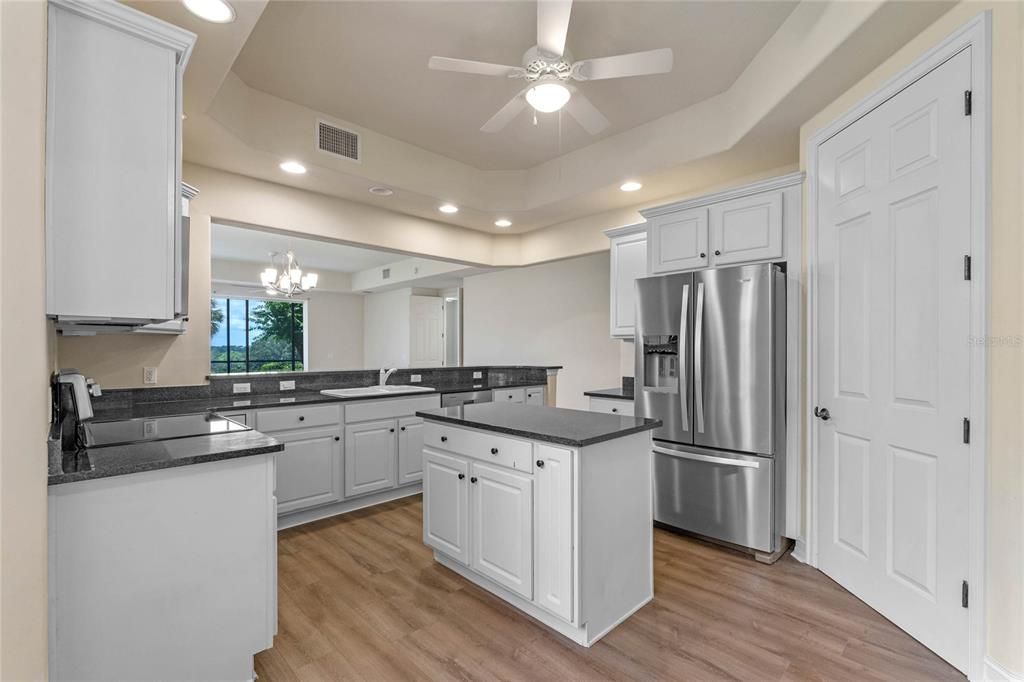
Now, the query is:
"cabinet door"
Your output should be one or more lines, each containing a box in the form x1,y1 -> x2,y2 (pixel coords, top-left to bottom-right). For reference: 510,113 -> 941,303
535,445 -> 575,623
397,416 -> 425,485
423,449 -> 470,564
494,388 -> 526,404
525,386 -> 546,406
649,208 -> 708,274
610,231 -> 648,336
470,462 -> 533,599
709,191 -> 783,266
344,419 -> 397,498
275,427 -> 342,514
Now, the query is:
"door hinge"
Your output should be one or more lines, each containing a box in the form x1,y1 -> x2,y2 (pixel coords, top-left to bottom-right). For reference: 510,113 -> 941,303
963,417 -> 971,444
962,580 -> 969,608
964,255 -> 972,281
964,90 -> 972,115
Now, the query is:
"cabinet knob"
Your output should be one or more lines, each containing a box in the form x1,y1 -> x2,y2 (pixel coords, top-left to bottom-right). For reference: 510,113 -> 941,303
334,436 -> 340,441
298,416 -> 305,421
470,476 -> 478,484
611,407 -> 618,413
441,436 -> 448,442
389,428 -> 395,433
490,447 -> 499,455
400,426 -> 406,431
536,459 -> 545,468
458,473 -> 465,480
699,252 -> 706,258
714,249 -> 721,256
507,395 -> 513,400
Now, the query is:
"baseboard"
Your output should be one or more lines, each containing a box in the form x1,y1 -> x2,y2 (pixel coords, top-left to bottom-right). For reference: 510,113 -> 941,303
984,658 -> 1023,682
277,484 -> 421,530
790,537 -> 808,564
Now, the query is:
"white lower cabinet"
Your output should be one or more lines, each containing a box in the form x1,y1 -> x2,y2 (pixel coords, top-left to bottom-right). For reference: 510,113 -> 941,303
470,462 -> 533,599
423,449 -> 470,564
274,427 -> 343,514
588,397 -> 635,416
534,444 -> 574,622
397,416 -> 425,484
344,419 -> 397,497
525,385 -> 546,406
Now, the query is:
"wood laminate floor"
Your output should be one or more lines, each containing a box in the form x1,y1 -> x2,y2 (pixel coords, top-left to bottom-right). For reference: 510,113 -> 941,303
255,496 -> 963,681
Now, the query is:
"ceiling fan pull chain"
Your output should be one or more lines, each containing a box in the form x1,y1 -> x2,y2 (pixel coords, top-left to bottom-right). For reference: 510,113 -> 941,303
533,111 -> 538,126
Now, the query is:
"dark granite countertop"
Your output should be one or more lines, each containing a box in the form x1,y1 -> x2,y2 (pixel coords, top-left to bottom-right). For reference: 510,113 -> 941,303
416,403 -> 660,448
49,430 -> 283,486
92,381 -> 549,421
583,387 -> 635,401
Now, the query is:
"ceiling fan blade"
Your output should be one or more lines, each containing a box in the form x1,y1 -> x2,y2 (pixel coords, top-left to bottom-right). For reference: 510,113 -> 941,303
537,0 -> 572,58
572,48 -> 673,81
481,90 -> 529,133
428,56 -> 524,78
565,90 -> 610,135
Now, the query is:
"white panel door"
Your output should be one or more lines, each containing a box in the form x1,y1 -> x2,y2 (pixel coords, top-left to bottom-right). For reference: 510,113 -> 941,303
709,191 -> 784,266
470,462 -> 533,599
410,295 -> 445,367
397,416 -> 425,485
534,445 -> 575,623
648,209 -> 708,273
610,231 -> 648,336
274,427 -> 342,514
423,449 -> 470,564
815,48 -> 971,672
344,419 -> 396,497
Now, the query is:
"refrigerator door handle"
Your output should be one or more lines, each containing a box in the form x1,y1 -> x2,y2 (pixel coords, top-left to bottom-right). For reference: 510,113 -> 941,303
652,445 -> 760,469
679,283 -> 689,430
694,281 -> 705,433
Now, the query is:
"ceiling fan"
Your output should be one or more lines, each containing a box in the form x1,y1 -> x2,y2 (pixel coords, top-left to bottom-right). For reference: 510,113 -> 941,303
427,0 -> 673,135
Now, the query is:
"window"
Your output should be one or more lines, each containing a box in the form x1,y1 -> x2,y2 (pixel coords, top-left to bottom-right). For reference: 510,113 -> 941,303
210,297 -> 304,374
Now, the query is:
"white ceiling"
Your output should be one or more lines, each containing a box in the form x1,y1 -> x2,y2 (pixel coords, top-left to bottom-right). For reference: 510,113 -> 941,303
231,1 -> 798,170
211,223 -> 399,271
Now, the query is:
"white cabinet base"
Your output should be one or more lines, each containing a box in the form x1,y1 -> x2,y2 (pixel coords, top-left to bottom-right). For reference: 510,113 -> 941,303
434,552 -> 652,648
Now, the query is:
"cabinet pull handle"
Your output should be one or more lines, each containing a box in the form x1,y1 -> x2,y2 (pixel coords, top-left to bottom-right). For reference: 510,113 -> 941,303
714,249 -> 721,256
389,428 -> 395,433
490,447 -> 499,455
536,460 -> 545,468
700,252 -> 706,258
611,407 -> 618,413
470,476 -> 478,483
334,436 -> 340,441
400,426 -> 406,431
458,473 -> 465,480
298,416 -> 305,421
441,436 -> 448,442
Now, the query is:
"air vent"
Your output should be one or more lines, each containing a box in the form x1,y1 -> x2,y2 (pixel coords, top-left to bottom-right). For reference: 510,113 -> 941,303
382,268 -> 391,280
317,121 -> 360,161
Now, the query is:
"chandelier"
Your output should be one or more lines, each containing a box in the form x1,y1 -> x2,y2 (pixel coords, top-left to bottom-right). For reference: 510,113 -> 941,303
259,251 -> 319,297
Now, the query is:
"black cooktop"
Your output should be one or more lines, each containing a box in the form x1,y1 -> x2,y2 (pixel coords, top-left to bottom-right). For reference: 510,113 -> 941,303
84,413 -> 250,448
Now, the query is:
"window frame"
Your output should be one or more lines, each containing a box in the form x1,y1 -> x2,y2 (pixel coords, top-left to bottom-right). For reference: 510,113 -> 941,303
210,295 -> 308,375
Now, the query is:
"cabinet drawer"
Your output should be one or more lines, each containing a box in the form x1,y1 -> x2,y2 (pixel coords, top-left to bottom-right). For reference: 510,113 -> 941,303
344,394 -> 440,424
493,388 -> 526,404
589,397 -> 634,416
424,422 -> 533,474
256,404 -> 341,433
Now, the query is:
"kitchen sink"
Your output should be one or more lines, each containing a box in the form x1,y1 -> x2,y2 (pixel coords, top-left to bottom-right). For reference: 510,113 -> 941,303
320,385 -> 435,398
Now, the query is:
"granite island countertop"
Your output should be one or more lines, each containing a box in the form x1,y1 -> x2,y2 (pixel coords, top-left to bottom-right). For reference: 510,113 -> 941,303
49,430 -> 283,486
583,387 -> 635,401
417,402 -> 660,448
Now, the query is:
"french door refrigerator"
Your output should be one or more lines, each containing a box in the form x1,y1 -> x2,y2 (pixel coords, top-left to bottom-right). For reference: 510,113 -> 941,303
635,263 -> 786,558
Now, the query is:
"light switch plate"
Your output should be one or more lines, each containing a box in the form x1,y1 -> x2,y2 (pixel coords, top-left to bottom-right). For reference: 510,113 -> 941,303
143,367 -> 158,384
473,371 -> 482,379
279,380 -> 296,391
411,374 -> 422,383
233,383 -> 251,394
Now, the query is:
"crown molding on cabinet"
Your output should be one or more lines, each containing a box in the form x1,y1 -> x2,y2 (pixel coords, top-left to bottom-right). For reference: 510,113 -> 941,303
603,222 -> 647,239
639,171 -> 805,220
49,0 -> 196,67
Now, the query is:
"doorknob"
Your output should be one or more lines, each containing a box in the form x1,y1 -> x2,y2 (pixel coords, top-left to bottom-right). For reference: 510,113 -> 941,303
814,406 -> 831,421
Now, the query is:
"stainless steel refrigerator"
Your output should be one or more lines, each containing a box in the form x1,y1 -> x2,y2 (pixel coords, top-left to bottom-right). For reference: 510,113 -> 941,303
635,263 -> 786,558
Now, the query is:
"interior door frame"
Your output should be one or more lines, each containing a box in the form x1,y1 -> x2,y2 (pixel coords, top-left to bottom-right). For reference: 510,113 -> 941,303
805,12 -> 990,680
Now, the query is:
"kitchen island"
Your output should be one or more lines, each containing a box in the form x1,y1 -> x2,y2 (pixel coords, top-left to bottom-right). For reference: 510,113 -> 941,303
417,402 -> 661,646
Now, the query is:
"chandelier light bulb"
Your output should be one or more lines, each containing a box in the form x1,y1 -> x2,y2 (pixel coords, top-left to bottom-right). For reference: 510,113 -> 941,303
526,83 -> 571,113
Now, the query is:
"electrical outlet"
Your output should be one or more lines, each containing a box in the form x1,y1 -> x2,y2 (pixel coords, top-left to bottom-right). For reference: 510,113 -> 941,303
233,383 -> 251,394
410,374 -> 422,383
279,380 -> 296,391
473,371 -> 483,379
143,367 -> 158,384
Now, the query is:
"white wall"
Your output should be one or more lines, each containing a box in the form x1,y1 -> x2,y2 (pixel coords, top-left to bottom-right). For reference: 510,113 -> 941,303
363,288 -> 411,368
462,253 -> 620,410
306,291 -> 364,371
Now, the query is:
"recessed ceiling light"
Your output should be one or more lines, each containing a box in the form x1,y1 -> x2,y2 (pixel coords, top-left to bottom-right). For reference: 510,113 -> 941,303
526,83 -> 572,113
369,186 -> 394,196
620,181 -> 643,192
279,160 -> 307,175
494,219 -> 512,228
439,204 -> 459,214
181,0 -> 235,23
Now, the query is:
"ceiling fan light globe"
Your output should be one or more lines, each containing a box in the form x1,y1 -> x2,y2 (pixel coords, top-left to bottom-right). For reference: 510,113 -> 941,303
526,83 -> 571,113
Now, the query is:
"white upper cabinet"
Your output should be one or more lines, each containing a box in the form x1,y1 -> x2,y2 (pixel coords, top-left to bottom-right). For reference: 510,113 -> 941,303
709,191 -> 784,266
647,208 -> 708,274
606,225 -> 648,337
46,0 -> 194,324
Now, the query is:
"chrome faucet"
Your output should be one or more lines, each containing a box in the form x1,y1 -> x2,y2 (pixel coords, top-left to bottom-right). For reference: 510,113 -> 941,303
379,368 -> 398,387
